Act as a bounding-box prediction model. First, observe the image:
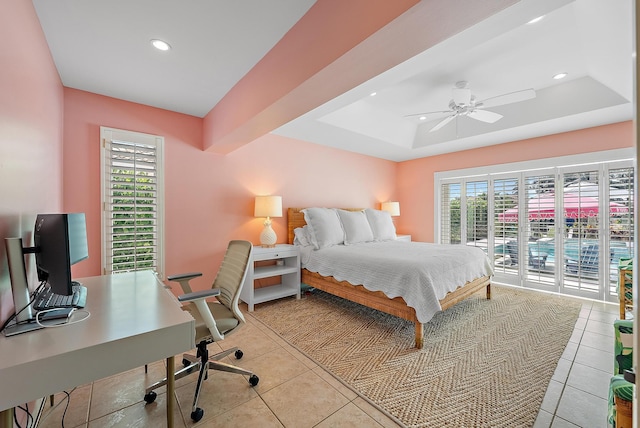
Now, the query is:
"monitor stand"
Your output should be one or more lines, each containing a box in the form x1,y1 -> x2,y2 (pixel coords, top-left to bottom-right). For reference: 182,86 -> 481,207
3,238 -> 42,336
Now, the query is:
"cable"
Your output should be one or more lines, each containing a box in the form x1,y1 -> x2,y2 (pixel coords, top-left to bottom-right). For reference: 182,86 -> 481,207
60,390 -> 71,428
13,409 -> 21,428
21,403 -> 33,428
35,309 -> 91,328
1,281 -> 46,333
14,402 -> 34,428
37,388 -> 75,428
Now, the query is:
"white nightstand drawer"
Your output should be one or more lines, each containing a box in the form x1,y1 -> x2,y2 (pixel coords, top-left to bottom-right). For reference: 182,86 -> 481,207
252,245 -> 298,261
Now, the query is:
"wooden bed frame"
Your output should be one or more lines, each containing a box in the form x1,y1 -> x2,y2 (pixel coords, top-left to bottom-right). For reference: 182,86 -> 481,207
287,208 -> 491,349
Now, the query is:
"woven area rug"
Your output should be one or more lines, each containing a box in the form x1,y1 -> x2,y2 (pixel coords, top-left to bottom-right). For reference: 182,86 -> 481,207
252,285 -> 581,427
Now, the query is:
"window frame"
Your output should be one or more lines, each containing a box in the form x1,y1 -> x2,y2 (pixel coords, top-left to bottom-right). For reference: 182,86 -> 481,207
100,126 -> 165,278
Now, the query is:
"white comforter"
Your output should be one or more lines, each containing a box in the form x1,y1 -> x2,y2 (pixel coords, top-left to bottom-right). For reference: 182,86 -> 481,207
300,241 -> 494,323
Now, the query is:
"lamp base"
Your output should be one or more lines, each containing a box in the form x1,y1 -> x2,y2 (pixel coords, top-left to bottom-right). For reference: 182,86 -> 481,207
259,218 -> 277,247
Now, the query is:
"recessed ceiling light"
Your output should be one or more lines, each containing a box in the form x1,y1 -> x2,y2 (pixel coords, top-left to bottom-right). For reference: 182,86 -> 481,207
419,116 -> 427,121
527,15 -> 545,24
151,39 -> 171,51
370,92 -> 377,97
553,72 -> 568,80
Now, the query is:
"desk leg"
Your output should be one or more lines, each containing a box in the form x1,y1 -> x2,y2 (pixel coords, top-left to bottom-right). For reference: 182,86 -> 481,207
0,408 -> 13,428
167,356 -> 175,428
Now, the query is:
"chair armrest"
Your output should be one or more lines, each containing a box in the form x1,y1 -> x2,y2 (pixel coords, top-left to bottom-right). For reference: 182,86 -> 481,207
167,272 -> 202,282
167,272 -> 203,294
178,288 -> 221,303
179,288 -> 225,342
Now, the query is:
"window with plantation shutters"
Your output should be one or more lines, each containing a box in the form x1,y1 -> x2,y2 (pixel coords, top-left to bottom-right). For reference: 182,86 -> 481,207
435,150 -> 634,304
100,127 -> 164,277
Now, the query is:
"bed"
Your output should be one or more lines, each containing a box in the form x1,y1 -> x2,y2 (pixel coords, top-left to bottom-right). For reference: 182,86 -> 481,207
288,207 -> 492,349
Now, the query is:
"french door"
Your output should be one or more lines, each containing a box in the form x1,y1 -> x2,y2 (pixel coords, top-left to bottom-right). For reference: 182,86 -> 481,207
439,159 -> 634,303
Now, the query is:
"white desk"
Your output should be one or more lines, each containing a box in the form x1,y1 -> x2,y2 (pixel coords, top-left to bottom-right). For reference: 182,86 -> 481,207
0,270 -> 195,427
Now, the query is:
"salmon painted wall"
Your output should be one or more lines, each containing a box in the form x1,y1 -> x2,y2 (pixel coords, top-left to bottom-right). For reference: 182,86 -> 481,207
0,1 -> 64,325
397,121 -> 634,243
63,89 -> 396,292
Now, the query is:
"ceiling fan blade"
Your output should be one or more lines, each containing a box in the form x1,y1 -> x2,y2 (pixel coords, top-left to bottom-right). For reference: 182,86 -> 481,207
404,110 -> 451,118
477,88 -> 536,108
429,114 -> 456,132
468,109 -> 503,123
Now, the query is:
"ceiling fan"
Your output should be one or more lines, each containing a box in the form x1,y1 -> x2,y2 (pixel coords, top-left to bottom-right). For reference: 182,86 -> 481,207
405,81 -> 536,132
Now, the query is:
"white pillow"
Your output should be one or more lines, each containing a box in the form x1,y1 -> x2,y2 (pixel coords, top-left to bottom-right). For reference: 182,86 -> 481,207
302,208 -> 344,249
364,208 -> 397,241
293,225 -> 312,247
336,209 -> 374,245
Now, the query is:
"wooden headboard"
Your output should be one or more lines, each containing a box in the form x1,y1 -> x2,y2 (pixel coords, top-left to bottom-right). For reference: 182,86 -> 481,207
287,208 -> 364,244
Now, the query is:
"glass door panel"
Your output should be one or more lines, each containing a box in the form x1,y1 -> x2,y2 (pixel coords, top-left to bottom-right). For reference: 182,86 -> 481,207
440,183 -> 461,244
608,167 -> 634,299
466,181 -> 489,253
524,174 -> 556,290
560,170 -> 601,299
493,177 -> 519,278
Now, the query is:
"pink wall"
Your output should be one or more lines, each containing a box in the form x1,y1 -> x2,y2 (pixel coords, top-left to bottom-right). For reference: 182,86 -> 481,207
397,121 -> 634,242
63,89 -> 396,292
0,1 -> 64,325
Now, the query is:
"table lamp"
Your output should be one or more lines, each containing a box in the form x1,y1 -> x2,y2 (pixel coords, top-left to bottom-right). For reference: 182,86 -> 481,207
254,195 -> 282,247
381,201 -> 400,217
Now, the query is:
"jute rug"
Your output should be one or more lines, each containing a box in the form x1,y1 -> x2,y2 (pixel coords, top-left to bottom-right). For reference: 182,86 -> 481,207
252,285 -> 581,427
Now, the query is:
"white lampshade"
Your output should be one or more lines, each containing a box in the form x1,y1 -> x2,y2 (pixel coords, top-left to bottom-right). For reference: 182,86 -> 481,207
381,201 -> 400,217
254,195 -> 282,218
254,195 -> 282,247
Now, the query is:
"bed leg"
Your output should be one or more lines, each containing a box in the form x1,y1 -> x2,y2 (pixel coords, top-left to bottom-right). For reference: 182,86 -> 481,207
415,322 -> 424,349
486,283 -> 491,299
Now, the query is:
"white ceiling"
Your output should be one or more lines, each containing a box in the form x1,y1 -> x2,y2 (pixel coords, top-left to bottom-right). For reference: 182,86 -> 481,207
32,0 -> 317,117
32,0 -> 634,162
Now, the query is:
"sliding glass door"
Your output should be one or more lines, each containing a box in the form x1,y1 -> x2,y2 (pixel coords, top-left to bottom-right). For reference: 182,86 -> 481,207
437,157 -> 634,304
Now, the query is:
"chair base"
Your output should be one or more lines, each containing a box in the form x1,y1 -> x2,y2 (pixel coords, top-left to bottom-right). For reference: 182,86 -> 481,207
144,341 -> 259,422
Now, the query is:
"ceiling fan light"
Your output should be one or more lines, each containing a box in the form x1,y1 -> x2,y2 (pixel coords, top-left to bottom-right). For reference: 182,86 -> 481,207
453,88 -> 471,106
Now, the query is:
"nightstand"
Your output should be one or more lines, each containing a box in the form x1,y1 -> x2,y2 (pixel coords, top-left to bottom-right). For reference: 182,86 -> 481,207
396,234 -> 411,242
240,244 -> 301,311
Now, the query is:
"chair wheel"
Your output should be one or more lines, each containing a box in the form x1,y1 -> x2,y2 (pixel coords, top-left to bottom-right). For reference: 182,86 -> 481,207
235,349 -> 243,359
191,407 -> 204,422
144,391 -> 157,404
249,375 -> 259,386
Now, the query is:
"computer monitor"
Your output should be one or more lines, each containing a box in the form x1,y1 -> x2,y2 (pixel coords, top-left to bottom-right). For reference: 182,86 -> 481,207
33,213 -> 89,296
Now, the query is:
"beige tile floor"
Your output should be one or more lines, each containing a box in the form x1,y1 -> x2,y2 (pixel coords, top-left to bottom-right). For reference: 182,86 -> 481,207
37,295 -> 622,428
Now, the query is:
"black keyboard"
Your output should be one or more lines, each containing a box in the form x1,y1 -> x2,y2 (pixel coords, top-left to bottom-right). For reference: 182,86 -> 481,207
33,282 -> 87,311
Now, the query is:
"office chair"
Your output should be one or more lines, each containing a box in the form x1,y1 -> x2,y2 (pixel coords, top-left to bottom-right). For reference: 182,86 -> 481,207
144,240 -> 259,422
